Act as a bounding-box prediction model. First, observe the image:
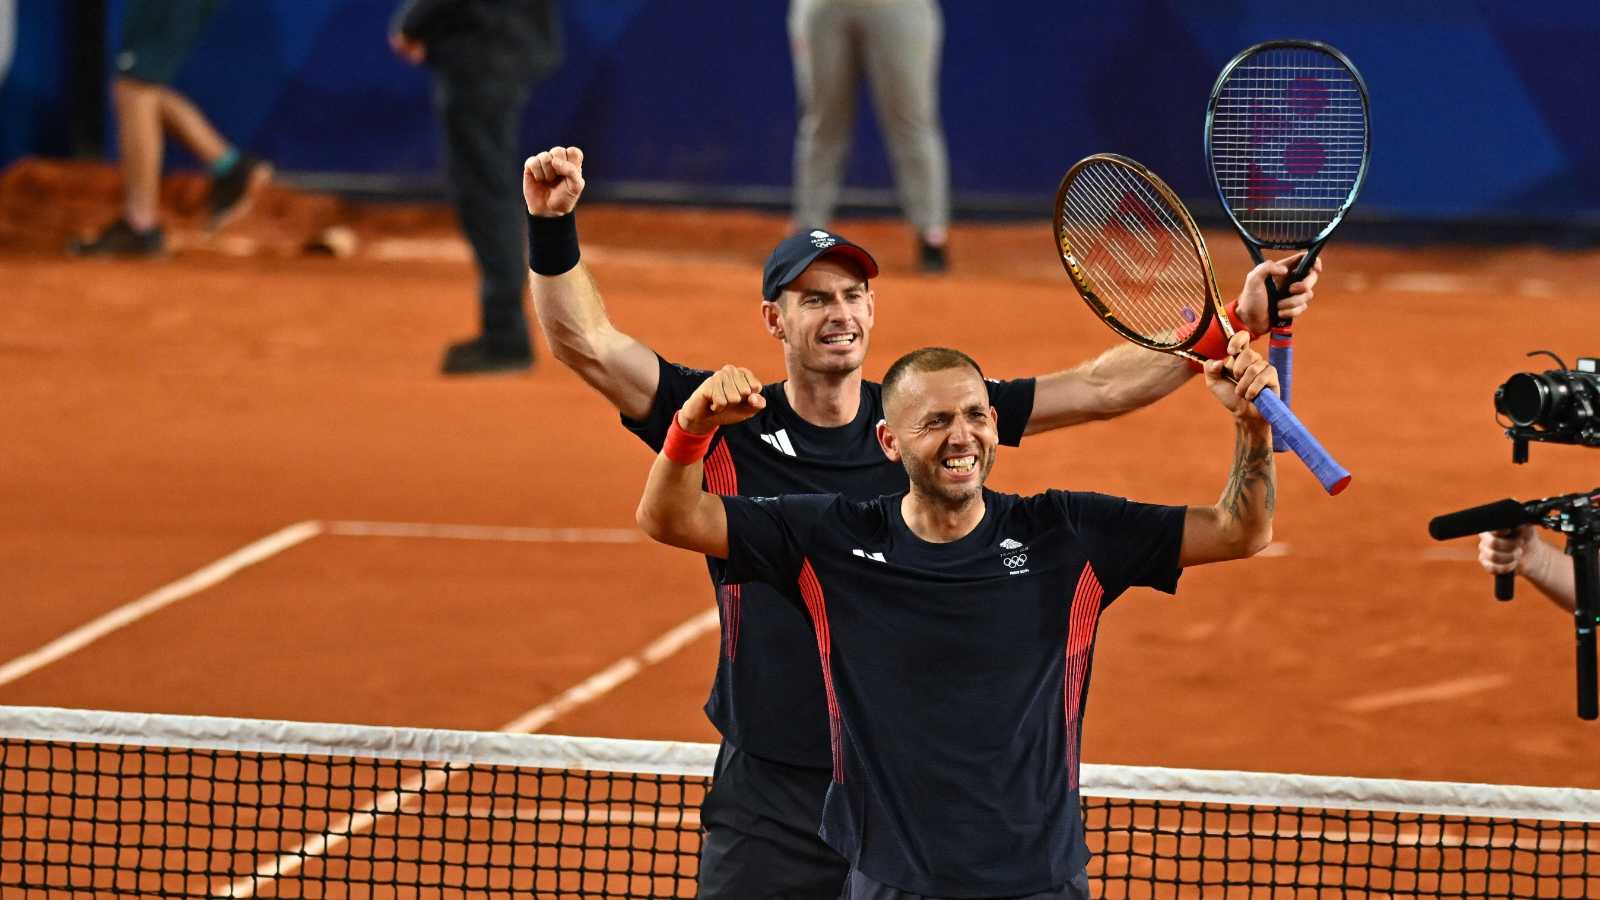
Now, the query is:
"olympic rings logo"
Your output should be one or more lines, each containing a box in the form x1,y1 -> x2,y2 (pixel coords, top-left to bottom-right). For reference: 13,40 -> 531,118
1002,554 -> 1028,568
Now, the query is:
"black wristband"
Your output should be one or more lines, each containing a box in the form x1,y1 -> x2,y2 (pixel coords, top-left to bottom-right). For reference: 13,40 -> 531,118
528,212 -> 580,276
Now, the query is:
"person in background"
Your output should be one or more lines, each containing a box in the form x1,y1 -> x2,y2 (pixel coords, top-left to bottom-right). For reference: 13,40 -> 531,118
390,0 -> 562,375
789,0 -> 951,273
70,0 -> 272,257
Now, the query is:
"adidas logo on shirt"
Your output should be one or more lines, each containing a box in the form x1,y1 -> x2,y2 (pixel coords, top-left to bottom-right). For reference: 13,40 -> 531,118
760,429 -> 797,457
852,549 -> 886,563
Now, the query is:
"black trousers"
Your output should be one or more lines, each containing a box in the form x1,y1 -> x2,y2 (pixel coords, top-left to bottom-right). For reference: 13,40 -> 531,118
841,867 -> 1092,900
697,741 -> 849,900
431,68 -> 536,351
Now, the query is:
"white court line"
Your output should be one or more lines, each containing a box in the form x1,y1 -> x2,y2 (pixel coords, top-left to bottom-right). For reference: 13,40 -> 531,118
452,803 -> 702,829
1,521 -> 644,691
1236,544 -> 1475,562
362,236 -> 748,274
1339,674 -> 1512,713
1378,273 -> 1480,294
498,606 -> 720,733
1341,273 -> 1556,300
219,605 -> 722,898
325,520 -> 642,544
1112,820 -> 1600,852
1517,278 -> 1557,299
367,237 -> 472,263
0,521 -> 324,689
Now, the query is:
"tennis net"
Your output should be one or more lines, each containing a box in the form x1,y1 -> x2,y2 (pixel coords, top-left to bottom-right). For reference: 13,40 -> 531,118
2,705 -> 1597,898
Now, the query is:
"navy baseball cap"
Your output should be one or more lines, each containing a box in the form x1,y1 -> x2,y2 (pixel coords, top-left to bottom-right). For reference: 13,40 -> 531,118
761,229 -> 880,300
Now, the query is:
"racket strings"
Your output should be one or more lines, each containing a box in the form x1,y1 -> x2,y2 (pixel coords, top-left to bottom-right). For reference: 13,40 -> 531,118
1210,47 -> 1367,243
1059,163 -> 1208,343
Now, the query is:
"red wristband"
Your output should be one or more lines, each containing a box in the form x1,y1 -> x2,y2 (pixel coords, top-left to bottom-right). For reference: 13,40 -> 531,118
663,415 -> 716,465
1184,300 -> 1250,372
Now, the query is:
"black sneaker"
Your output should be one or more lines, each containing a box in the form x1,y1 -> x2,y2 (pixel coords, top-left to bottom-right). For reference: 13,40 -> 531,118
918,238 -> 948,273
68,219 -> 165,257
207,154 -> 273,231
440,336 -> 534,376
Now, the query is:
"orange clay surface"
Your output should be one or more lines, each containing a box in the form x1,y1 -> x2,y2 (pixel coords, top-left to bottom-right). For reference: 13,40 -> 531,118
4,159 -> 1600,790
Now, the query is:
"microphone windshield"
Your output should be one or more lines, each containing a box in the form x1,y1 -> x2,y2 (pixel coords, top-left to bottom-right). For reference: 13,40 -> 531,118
1428,499 -> 1530,541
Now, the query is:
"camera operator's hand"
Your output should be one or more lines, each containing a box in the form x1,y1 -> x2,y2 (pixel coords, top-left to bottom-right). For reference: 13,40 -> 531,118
1478,526 -> 1537,576
1478,526 -> 1577,612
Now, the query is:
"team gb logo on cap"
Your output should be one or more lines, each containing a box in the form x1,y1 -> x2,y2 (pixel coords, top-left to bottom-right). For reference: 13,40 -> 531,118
809,230 -> 837,249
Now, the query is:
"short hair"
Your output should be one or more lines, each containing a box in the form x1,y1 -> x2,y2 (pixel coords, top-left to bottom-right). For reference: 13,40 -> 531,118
881,347 -> 985,413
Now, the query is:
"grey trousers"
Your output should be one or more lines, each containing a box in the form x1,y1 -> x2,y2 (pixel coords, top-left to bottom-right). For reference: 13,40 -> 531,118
788,0 -> 949,236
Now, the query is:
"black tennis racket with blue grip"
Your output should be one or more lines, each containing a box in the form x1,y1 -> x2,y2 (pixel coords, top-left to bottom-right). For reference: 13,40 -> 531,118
1205,40 -> 1370,452
1053,153 -> 1351,495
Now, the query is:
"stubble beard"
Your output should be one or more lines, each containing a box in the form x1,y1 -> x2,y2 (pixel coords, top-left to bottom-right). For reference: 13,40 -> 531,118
803,354 -> 861,378
905,444 -> 995,511
800,338 -> 865,379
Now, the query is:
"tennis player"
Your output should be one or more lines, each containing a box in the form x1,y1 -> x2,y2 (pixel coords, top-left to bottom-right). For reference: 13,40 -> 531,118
523,145 -> 1316,898
635,343 -> 1278,899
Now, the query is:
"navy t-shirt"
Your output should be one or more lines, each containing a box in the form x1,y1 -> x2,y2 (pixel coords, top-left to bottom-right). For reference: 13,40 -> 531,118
719,489 -> 1185,896
622,356 -> 1036,768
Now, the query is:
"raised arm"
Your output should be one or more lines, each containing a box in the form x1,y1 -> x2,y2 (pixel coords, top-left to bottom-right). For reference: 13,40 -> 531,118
1178,332 -> 1278,567
636,366 -> 768,558
1024,253 -> 1321,435
525,146 -> 663,422
1479,527 -> 1577,612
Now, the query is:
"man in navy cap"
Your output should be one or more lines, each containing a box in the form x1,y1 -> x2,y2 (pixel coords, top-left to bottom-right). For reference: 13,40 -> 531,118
522,145 -> 1319,898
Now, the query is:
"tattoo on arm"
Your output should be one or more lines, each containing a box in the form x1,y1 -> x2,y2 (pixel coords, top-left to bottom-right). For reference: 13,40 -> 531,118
1221,422 -> 1276,521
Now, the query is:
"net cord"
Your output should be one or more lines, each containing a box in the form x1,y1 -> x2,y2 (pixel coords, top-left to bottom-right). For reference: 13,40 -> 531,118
0,704 -> 718,776
5,704 -> 1597,824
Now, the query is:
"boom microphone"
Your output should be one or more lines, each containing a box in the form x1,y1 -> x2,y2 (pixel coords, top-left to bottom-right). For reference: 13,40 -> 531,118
1427,499 -> 1534,541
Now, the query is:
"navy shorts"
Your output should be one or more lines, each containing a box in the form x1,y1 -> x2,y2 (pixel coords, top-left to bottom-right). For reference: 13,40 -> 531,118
840,867 -> 1092,900
696,740 -> 848,900
115,0 -> 226,85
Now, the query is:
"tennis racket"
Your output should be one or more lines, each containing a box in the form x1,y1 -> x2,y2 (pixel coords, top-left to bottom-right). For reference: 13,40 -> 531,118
1205,40 -> 1370,451
1052,153 -> 1350,496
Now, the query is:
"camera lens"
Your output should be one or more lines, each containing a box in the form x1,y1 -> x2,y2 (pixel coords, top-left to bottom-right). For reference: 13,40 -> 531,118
1500,373 -> 1567,427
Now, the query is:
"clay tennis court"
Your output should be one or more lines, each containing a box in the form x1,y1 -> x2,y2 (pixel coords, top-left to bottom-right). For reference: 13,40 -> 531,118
3,158 -> 1599,804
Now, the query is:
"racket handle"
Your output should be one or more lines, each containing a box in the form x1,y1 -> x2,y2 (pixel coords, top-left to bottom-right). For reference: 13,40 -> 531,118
1494,573 -> 1515,601
1268,329 -> 1293,453
1249,388 -> 1350,495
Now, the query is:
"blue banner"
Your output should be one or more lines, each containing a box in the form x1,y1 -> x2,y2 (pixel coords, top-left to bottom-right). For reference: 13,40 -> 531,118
3,0 -> 1596,223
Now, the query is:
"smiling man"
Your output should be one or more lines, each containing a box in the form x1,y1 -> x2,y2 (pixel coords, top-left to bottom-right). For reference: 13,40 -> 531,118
634,345 -> 1279,899
523,144 -> 1317,898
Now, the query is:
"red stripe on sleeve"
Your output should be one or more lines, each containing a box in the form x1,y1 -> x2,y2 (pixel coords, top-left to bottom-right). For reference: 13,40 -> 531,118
702,439 -> 737,496
701,440 -> 742,657
1062,563 -> 1105,792
716,583 -> 742,662
797,558 -> 846,784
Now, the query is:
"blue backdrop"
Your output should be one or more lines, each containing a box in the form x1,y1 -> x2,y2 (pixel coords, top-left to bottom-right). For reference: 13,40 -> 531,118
2,0 -> 1595,223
